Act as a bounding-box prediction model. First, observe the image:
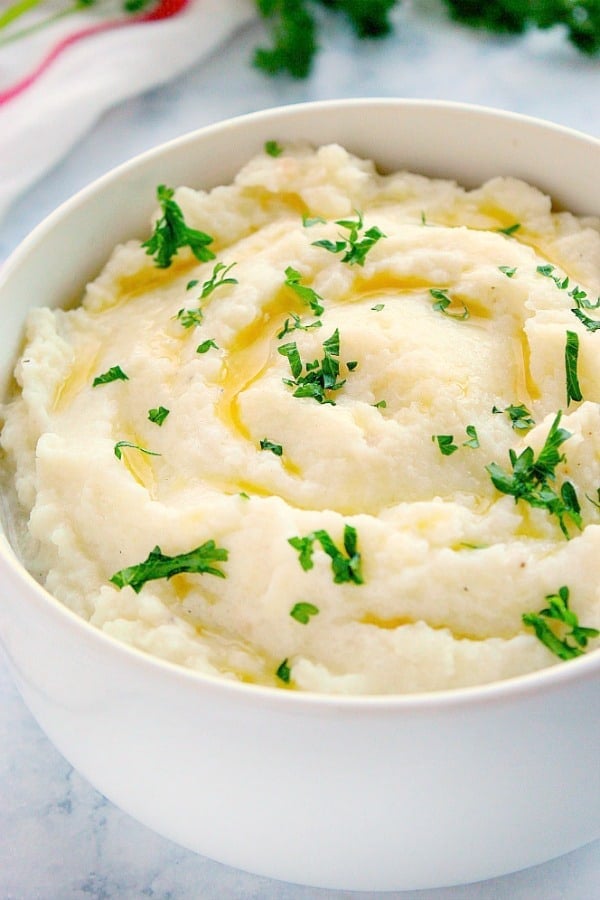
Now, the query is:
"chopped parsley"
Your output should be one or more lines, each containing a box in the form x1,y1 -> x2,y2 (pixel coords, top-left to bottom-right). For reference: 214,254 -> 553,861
373,399 -> 387,409
290,601 -> 319,624
277,312 -> 322,340
199,262 -> 238,299
371,303 -> 385,312
346,360 -> 359,371
260,438 -> 283,456
497,223 -> 521,236
289,524 -> 363,585
284,266 -> 325,315
92,365 -> 129,387
485,411 -> 582,538
537,264 -> 600,311
279,328 -> 347,405
302,215 -> 326,227
565,330 -> 583,405
148,406 -> 170,426
498,265 -> 517,278
142,185 -> 215,269
571,308 -> 600,332
492,403 -> 535,432
176,307 -> 203,328
110,541 -> 228,593
433,434 -> 458,456
114,441 -> 161,461
196,339 -> 219,354
186,279 -> 199,290
312,211 -> 386,267
430,288 -> 469,320
464,424 -> 480,448
522,586 -> 599,660
275,658 -> 291,683
265,140 -> 283,157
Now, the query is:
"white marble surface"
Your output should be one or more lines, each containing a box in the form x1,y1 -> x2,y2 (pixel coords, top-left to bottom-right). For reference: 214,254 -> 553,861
1,4 -> 599,897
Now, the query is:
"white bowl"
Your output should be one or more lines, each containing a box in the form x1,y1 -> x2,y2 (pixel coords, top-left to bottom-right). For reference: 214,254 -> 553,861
0,99 -> 599,892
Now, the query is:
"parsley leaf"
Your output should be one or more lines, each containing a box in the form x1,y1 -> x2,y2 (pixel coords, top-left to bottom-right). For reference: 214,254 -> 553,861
302,215 -> 326,227
196,339 -> 219,354
565,330 -> 583,405
430,288 -> 470,320
571,308 -> 600,332
312,211 -> 385,266
176,307 -> 203,328
148,406 -> 170,426
288,524 -> 363,584
199,262 -> 238,299
110,541 -> 228,594
433,434 -> 459,456
276,658 -> 292,683
92,365 -> 129,387
496,222 -> 521,236
279,328 -> 347,405
114,441 -> 161,461
284,266 -> 325,315
486,411 -> 582,538
492,403 -> 536,432
142,185 -> 215,269
260,438 -> 283,456
290,601 -> 319,624
499,265 -> 517,277
463,424 -> 480,448
265,140 -> 283,157
277,312 -> 322,340
522,585 -> 599,660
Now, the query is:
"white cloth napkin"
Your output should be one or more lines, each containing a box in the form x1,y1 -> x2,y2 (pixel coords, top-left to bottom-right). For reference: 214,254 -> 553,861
0,0 -> 256,225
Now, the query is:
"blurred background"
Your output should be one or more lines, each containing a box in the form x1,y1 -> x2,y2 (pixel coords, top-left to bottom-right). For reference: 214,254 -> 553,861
1,2 -> 599,897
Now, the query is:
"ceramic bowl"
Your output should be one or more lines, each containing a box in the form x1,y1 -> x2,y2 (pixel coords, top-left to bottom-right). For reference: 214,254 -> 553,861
0,99 -> 599,892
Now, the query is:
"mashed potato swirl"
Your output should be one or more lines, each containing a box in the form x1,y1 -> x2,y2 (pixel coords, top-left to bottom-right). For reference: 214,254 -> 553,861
2,143 -> 600,693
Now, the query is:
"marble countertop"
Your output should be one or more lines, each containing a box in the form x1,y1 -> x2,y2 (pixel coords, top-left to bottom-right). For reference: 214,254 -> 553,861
1,5 -> 599,898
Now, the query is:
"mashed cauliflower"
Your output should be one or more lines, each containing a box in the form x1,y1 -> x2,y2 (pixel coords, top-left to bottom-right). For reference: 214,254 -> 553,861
2,142 -> 600,693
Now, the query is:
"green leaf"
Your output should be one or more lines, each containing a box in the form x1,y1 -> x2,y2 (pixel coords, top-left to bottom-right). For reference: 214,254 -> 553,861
280,328 -> 348,405
260,438 -> 283,456
498,265 -> 517,277
565,330 -> 583,405
433,434 -> 458,456
196,339 -> 219,354
290,601 -> 319,624
110,541 -> 228,593
265,140 -> 283,157
496,222 -> 521,236
275,658 -> 291,683
522,585 -> 599,660
463,424 -> 479,448
142,184 -> 215,269
492,403 -> 535,432
92,365 -> 129,387
284,266 -> 325,315
312,211 -> 386,267
176,307 -> 203,328
114,441 -> 161,461
200,262 -> 238,299
148,406 -> 170,426
430,288 -> 469,320
288,524 -> 363,585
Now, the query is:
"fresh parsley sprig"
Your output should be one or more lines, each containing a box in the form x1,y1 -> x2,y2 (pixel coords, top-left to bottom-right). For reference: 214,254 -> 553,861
199,262 -> 238,299
110,541 -> 228,594
143,185 -> 215,269
523,586 -> 599,660
278,328 -> 347,405
486,411 -> 582,538
430,288 -> 470,320
114,441 -> 161,461
283,266 -> 325,315
312,211 -> 386,266
92,365 -> 129,387
289,524 -> 363,584
277,312 -> 322,339
492,403 -> 535,432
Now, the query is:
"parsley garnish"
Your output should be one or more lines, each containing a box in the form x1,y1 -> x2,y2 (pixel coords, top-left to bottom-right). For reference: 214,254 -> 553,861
492,403 -> 536,432
290,601 -> 319,624
430,288 -> 469,320
497,223 -> 521,236
312,211 -> 386,266
186,279 -> 199,290
499,265 -> 517,278
289,525 -> 363,584
565,330 -> 583,405
302,215 -> 326,227
464,424 -> 480,448
142,185 -> 215,269
279,328 -> 347,405
571,308 -> 600,332
92,365 -> 129,387
176,307 -> 203,328
537,264 -> 600,311
110,541 -> 228,594
260,438 -> 283,456
197,339 -> 219,354
486,411 -> 582,538
114,441 -> 161,461
276,658 -> 291,683
199,262 -> 238,299
284,266 -> 325,315
148,406 -> 170,426
277,313 -> 322,340
346,360 -> 358,371
523,586 -> 599,660
433,434 -> 458,456
265,140 -> 283,157
371,303 -> 385,312
373,399 -> 387,409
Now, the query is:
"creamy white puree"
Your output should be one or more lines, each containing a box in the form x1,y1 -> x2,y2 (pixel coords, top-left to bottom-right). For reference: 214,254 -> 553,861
2,143 -> 600,693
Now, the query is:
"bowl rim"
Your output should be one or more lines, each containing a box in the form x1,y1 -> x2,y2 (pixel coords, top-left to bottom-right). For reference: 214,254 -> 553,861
1,97 -> 599,712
